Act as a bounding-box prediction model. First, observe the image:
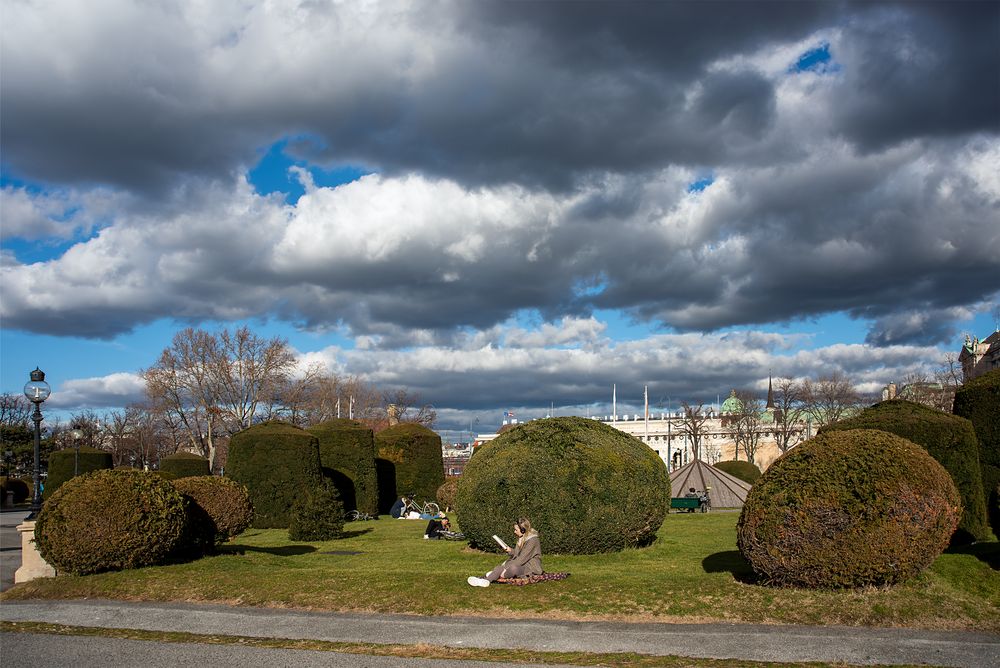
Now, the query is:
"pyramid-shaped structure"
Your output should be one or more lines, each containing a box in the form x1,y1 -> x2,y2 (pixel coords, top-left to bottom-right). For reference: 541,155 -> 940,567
669,459 -> 752,509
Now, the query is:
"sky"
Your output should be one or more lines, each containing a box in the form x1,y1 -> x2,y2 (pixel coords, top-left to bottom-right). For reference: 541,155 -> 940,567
1,0 -> 998,441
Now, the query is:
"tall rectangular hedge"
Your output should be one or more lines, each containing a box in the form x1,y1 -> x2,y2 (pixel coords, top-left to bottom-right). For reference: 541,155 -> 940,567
375,423 -> 444,507
953,369 -> 1000,537
307,419 -> 379,516
227,421 -> 324,528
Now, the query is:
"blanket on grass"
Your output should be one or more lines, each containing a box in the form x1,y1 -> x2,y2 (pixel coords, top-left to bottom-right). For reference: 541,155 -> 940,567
496,572 -> 570,585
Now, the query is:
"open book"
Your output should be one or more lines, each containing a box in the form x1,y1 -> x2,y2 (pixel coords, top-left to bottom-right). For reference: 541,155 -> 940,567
492,534 -> 510,551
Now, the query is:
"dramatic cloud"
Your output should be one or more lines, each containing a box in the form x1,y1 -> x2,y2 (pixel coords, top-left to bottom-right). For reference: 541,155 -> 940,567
47,372 -> 146,411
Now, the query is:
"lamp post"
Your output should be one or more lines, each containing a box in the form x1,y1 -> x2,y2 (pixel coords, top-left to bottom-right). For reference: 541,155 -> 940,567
69,429 -> 84,476
23,367 -> 51,520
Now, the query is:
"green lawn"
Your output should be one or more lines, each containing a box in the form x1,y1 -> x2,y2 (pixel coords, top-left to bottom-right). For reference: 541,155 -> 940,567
4,513 -> 998,631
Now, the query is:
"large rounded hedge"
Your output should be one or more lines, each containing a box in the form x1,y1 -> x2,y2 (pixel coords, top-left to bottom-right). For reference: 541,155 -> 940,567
34,469 -> 186,575
375,423 -> 445,507
159,452 -> 211,478
173,476 -> 254,554
737,429 -> 960,588
457,417 -> 670,554
820,400 -> 989,544
713,460 -> 762,485
227,421 -> 324,529
43,446 -> 113,500
953,369 -> 1000,539
307,419 -> 379,515
436,477 -> 459,511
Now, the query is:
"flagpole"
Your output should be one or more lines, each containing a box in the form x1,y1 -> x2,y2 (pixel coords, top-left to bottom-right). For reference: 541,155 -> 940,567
644,384 -> 649,444
612,384 -> 617,421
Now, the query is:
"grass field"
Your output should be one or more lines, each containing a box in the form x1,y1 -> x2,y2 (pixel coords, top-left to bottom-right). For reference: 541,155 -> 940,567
4,513 -> 998,631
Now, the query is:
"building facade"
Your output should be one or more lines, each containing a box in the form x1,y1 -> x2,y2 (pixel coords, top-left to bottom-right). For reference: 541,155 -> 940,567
960,331 -> 1000,382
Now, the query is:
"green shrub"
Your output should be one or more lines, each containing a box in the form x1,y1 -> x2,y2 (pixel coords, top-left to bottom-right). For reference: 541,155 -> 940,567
1,476 -> 30,503
737,429 -> 960,588
457,417 -> 670,554
375,423 -> 444,507
436,477 -> 459,511
34,469 -> 186,575
307,419 -> 379,515
953,369 -> 1000,538
288,481 -> 344,541
172,476 -> 254,554
227,421 -> 324,529
43,446 -> 113,500
713,460 -> 762,485
159,452 -> 211,478
820,400 -> 989,544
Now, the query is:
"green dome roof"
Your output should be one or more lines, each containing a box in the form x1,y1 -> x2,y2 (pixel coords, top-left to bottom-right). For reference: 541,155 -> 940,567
721,389 -> 742,414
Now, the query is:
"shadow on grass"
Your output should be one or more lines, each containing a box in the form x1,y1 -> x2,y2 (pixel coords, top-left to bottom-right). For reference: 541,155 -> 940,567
219,545 -> 318,557
340,528 -> 374,539
702,550 -> 758,584
945,541 -> 1000,570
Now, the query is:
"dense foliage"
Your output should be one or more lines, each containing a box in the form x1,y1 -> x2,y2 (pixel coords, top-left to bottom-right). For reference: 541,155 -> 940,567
953,369 -> 1000,538
43,446 -> 113,500
713,460 -> 762,485
288,481 -> 345,541
375,423 -> 445,507
159,452 -> 211,478
457,417 -> 670,554
34,469 -> 186,575
227,421 -> 324,528
172,476 -> 254,554
737,429 -> 960,588
436,477 -> 458,511
307,419 -> 379,515
820,399 -> 989,544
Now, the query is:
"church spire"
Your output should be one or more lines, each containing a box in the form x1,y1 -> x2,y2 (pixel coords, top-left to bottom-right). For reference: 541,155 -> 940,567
766,373 -> 775,411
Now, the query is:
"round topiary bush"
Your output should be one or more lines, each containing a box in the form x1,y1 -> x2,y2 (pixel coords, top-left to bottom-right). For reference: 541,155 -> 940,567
375,423 -> 445,507
436,477 -> 458,511
307,419 -> 379,515
34,469 -> 186,575
457,417 -> 670,554
820,399 -> 989,544
227,421 -> 324,529
172,476 -> 254,554
159,451 -> 211,478
713,460 -> 762,485
953,369 -> 1000,539
737,429 -> 961,588
1,476 -> 30,504
43,446 -> 113,500
288,481 -> 344,541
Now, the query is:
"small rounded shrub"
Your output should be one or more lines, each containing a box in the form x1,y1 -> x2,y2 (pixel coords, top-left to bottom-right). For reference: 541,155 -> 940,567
172,476 -> 254,554
953,369 -> 1000,538
227,421 -> 324,528
457,417 -> 670,554
737,429 -> 961,588
159,451 -> 211,478
288,481 -> 344,541
821,400 -> 989,544
436,477 -> 459,511
34,469 -> 186,575
43,446 -> 113,500
713,460 -> 762,485
375,423 -> 445,506
307,419 -> 379,515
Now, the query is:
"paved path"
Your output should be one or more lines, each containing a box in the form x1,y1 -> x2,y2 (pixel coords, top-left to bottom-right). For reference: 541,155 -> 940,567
3,599 -> 998,667
0,509 -> 30,592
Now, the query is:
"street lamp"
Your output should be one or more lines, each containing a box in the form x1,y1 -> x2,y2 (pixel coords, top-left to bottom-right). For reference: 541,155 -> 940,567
69,429 -> 84,476
23,367 -> 51,520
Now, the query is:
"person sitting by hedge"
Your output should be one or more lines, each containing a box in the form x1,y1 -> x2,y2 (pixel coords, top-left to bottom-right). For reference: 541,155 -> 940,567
467,517 -> 541,587
425,516 -> 464,540
390,495 -> 409,519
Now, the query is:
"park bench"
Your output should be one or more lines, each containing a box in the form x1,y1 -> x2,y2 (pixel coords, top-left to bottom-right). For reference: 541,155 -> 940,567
670,497 -> 701,512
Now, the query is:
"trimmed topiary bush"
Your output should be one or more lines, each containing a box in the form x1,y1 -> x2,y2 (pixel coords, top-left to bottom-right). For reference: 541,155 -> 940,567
34,469 -> 186,575
307,419 -> 379,515
159,451 -> 211,478
436,477 -> 459,511
1,476 -> 30,504
227,421 -> 324,529
953,369 -> 1000,539
820,400 -> 989,544
43,446 -> 113,500
457,417 -> 670,554
172,476 -> 254,554
375,423 -> 445,507
738,429 -> 960,588
713,460 -> 762,485
288,481 -> 344,541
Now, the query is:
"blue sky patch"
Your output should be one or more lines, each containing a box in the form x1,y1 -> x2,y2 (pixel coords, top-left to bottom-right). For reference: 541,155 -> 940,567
790,42 -> 840,74
687,176 -> 715,193
248,137 -> 370,203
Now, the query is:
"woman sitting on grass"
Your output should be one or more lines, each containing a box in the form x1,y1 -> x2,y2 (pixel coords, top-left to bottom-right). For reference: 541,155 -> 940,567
467,517 -> 541,587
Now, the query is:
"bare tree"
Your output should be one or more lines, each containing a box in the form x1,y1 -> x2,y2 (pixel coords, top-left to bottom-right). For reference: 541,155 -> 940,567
381,389 -> 437,428
730,390 -> 764,465
802,372 -> 862,427
0,394 -> 32,428
677,402 -> 709,461
772,378 -> 806,453
213,326 -> 296,431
